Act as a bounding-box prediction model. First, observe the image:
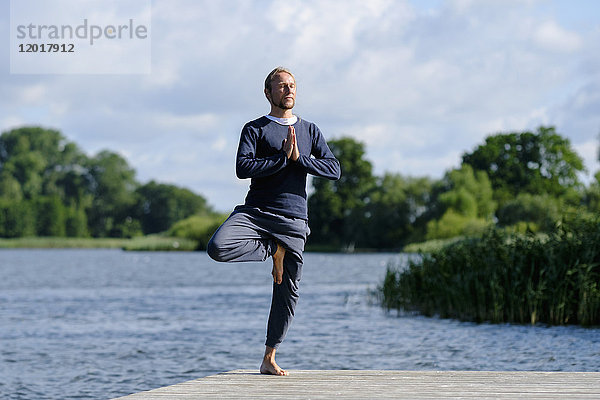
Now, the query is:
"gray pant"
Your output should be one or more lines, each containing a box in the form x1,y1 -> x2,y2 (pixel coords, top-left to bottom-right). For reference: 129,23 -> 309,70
206,205 -> 310,349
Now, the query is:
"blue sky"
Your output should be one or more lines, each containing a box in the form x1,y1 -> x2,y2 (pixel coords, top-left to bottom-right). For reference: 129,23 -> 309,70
1,0 -> 600,212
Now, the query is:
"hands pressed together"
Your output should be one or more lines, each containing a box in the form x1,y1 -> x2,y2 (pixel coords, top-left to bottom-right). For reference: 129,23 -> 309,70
283,126 -> 300,161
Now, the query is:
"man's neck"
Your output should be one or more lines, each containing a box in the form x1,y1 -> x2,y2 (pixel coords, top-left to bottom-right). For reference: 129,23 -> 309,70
269,107 -> 294,119
265,114 -> 297,125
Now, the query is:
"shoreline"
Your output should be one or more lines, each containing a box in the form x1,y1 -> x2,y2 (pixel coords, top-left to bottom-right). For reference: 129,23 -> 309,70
0,236 -> 409,253
0,235 -> 198,251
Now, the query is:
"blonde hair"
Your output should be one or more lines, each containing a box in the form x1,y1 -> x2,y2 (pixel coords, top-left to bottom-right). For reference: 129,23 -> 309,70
264,67 -> 295,92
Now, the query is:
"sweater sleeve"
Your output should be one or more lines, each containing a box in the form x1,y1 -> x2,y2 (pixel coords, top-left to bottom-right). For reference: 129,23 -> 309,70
295,125 -> 341,180
236,124 -> 288,179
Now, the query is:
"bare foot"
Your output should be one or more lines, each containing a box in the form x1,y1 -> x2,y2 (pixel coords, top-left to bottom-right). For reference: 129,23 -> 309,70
260,358 -> 289,376
272,243 -> 285,285
260,346 -> 288,376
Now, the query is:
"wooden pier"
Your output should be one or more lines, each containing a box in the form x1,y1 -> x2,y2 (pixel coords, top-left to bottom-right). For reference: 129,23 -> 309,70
113,369 -> 600,399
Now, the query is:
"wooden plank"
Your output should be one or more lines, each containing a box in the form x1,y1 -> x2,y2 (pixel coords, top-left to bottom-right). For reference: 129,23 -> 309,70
112,370 -> 600,399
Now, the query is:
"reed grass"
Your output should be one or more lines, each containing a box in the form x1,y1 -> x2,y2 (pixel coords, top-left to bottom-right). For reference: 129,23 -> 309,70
381,216 -> 600,326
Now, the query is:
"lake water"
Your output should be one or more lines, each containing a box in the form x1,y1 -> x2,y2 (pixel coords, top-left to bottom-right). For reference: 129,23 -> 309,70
1,249 -> 598,399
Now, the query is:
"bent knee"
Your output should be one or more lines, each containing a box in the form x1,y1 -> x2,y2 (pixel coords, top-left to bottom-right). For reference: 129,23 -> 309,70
206,236 -> 224,261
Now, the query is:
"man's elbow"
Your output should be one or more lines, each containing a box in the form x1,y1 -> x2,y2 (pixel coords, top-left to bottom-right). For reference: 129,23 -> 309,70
331,161 -> 341,180
236,164 -> 250,179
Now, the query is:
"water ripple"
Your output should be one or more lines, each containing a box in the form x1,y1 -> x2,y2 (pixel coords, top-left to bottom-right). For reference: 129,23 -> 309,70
0,249 -> 598,399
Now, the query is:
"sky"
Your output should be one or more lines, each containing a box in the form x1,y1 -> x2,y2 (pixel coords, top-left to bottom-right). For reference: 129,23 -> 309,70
1,0 -> 600,212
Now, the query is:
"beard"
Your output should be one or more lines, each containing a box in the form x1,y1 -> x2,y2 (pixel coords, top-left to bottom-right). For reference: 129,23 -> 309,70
275,96 -> 295,110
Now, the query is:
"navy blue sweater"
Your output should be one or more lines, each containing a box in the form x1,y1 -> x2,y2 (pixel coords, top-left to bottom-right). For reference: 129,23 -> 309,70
236,116 -> 341,219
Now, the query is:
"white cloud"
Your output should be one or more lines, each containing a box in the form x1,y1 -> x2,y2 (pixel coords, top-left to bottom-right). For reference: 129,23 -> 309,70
142,58 -> 179,87
152,112 -> 219,133
574,139 -> 599,179
533,20 -> 582,52
48,102 -> 70,117
0,116 -> 26,130
1,0 -> 599,211
19,84 -> 47,103
211,137 -> 228,151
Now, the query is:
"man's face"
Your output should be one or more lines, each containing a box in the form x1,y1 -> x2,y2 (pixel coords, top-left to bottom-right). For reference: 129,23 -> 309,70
267,72 -> 296,110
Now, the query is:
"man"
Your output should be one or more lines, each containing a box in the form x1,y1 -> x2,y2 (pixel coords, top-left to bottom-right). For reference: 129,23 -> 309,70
207,67 -> 341,376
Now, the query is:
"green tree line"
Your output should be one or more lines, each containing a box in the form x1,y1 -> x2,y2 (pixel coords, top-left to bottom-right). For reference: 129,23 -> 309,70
0,126 -> 215,238
2,125 -> 597,250
308,126 -> 598,250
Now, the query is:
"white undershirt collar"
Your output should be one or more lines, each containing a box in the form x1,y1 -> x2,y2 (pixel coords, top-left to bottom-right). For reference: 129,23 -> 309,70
265,114 -> 298,125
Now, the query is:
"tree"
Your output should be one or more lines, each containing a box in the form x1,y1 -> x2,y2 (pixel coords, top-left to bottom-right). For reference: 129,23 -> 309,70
581,170 -> 600,216
440,165 -> 495,219
0,127 -> 93,237
3,151 -> 45,199
585,136 -> 600,214
35,195 -> 66,236
0,126 -> 216,239
0,126 -> 89,201
168,213 -> 228,250
134,181 -> 212,234
496,193 -> 560,232
0,171 -> 23,201
462,126 -> 584,205
86,150 -> 139,237
0,199 -> 35,237
425,165 -> 495,240
362,173 -> 434,248
65,203 -> 89,237
308,137 -> 376,249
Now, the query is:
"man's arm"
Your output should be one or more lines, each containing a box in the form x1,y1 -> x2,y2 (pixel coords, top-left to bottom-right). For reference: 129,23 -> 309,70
235,125 -> 288,179
295,126 -> 341,180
